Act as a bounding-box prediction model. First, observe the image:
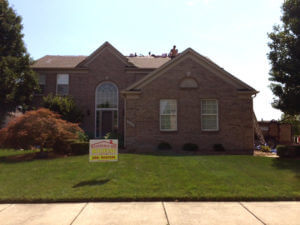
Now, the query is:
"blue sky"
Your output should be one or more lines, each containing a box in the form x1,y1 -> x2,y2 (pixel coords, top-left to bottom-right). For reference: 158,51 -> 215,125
9,0 -> 284,120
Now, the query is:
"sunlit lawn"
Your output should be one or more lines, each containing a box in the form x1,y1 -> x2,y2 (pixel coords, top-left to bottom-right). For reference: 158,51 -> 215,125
0,149 -> 299,202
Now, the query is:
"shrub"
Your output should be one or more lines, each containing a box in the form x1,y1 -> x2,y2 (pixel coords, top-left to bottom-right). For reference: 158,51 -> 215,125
277,145 -> 288,157
53,139 -> 73,154
182,143 -> 198,151
0,108 -> 83,152
70,142 -> 89,155
277,145 -> 300,157
157,142 -> 172,150
77,131 -> 89,142
42,94 -> 84,123
213,144 -> 225,152
104,131 -> 124,148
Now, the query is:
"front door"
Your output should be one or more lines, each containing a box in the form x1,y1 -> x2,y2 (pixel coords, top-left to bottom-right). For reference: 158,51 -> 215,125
101,111 -> 113,137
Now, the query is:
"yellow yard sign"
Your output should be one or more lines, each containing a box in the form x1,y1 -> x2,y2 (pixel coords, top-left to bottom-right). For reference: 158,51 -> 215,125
89,139 -> 118,162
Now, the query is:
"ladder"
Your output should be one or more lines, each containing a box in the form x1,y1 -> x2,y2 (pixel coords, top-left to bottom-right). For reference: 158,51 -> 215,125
253,111 -> 266,145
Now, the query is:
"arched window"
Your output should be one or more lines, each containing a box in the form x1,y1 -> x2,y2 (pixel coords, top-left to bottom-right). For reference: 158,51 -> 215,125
96,82 -> 118,109
95,82 -> 118,137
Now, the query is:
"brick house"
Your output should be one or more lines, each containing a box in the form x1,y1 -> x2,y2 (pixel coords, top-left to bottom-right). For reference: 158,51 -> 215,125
32,42 -> 257,154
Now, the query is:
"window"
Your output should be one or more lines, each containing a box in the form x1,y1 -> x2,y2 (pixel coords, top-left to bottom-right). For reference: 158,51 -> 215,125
96,82 -> 118,109
201,99 -> 218,131
95,82 -> 118,137
56,74 -> 69,95
160,99 -> 177,131
37,74 -> 46,94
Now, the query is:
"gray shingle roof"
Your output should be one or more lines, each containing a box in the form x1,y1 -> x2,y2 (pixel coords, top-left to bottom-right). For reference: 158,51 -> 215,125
32,55 -> 170,69
127,57 -> 170,69
32,55 -> 87,68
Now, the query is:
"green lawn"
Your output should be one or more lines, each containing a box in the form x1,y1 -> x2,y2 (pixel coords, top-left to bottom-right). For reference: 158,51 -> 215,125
0,149 -> 299,202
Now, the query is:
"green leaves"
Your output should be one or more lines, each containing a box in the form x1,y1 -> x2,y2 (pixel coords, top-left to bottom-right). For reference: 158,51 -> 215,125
0,0 -> 38,125
42,94 -> 84,123
268,0 -> 300,115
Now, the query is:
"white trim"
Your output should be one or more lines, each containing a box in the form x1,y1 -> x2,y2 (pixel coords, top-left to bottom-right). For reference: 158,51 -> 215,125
159,99 -> 177,131
94,81 -> 119,138
201,99 -> 219,131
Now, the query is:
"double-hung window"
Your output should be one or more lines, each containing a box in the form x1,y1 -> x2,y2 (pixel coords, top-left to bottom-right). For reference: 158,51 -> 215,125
201,99 -> 218,131
160,99 -> 177,131
56,74 -> 69,95
38,74 -> 46,94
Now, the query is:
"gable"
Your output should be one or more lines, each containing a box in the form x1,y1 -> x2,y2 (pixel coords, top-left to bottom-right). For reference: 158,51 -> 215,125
124,48 -> 257,94
76,41 -> 130,68
139,57 -> 240,97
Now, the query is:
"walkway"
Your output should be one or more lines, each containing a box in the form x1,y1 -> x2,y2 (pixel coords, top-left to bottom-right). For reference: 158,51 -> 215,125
0,202 -> 299,225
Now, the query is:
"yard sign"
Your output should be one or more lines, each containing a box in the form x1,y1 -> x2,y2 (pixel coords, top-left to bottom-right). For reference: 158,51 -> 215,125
89,139 -> 118,162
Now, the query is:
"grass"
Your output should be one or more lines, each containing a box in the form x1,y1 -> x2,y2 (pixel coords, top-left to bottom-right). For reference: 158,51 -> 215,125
0,149 -> 299,202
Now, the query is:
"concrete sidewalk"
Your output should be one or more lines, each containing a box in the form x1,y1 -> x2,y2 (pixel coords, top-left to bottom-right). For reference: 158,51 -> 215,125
0,202 -> 299,225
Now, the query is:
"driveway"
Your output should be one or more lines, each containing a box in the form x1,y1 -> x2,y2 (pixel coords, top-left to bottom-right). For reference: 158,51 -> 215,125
0,202 -> 299,225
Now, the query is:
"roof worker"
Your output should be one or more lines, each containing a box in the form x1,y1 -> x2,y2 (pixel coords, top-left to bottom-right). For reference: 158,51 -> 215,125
169,45 -> 178,59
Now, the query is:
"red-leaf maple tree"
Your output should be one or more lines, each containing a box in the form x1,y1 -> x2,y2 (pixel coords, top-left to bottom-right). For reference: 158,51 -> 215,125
0,108 -> 83,151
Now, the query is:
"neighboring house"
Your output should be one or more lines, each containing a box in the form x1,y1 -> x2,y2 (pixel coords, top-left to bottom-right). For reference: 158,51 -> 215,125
32,42 -> 257,154
258,120 -> 292,147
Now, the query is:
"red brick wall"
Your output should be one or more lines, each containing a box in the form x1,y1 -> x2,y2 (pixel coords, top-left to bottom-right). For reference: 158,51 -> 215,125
125,58 -> 254,154
33,50 -> 254,154
33,48 -> 149,137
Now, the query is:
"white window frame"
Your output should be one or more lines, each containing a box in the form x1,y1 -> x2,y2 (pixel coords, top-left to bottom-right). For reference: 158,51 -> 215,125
56,74 -> 69,95
160,99 -> 177,131
201,99 -> 219,131
95,82 -> 119,138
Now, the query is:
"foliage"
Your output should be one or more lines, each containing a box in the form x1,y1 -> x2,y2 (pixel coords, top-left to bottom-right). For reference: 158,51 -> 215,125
0,108 -> 83,151
77,131 -> 89,142
182,143 -> 198,151
42,93 -> 84,123
157,142 -> 172,150
52,139 -> 73,154
53,138 -> 89,155
277,144 -> 300,157
70,142 -> 89,155
104,131 -> 124,148
213,144 -> 225,152
281,113 -> 300,135
0,0 -> 38,125
268,0 -> 300,115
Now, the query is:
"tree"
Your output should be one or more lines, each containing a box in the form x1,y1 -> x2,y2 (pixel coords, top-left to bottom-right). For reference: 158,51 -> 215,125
0,108 -> 83,152
268,0 -> 300,115
42,94 -> 84,123
0,0 -> 38,126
